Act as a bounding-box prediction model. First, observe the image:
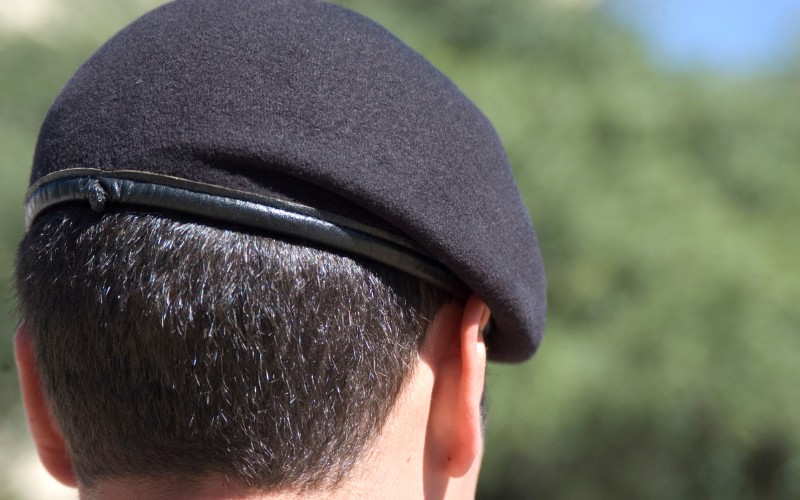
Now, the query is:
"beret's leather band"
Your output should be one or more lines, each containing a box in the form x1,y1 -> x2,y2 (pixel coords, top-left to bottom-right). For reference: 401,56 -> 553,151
25,173 -> 469,299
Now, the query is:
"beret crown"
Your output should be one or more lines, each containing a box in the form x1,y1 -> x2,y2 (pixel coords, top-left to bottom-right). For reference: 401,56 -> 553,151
30,0 -> 546,361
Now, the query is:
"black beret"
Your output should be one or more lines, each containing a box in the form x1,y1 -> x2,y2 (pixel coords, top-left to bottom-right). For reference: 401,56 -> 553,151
25,0 -> 546,362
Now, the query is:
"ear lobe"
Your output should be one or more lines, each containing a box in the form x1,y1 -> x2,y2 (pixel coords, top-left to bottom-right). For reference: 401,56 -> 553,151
423,294 -> 488,478
14,324 -> 78,488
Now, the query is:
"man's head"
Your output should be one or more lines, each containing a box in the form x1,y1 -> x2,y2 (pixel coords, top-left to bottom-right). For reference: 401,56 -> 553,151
15,0 -> 545,497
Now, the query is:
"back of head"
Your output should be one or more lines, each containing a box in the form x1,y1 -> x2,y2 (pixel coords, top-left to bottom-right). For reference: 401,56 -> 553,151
17,206 -> 446,488
16,0 -> 547,494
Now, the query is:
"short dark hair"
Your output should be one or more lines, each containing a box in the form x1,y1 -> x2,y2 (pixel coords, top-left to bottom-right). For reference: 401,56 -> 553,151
15,205 -> 450,489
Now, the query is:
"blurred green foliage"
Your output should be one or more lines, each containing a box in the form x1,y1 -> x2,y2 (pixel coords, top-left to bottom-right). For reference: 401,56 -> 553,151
1,1 -> 798,499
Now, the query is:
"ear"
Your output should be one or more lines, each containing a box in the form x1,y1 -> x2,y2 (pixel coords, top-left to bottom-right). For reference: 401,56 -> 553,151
423,294 -> 489,478
14,324 -> 78,487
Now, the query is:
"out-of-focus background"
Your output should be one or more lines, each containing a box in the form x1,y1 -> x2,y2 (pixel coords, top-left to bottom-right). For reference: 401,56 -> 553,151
1,0 -> 799,498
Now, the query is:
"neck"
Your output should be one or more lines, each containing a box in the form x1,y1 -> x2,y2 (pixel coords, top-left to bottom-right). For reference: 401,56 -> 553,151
80,361 -> 479,499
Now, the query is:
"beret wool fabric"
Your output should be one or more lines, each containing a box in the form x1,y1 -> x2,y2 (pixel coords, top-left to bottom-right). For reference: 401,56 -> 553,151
28,0 -> 546,362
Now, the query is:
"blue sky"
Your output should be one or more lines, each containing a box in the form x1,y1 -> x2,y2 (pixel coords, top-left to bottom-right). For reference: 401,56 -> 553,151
607,0 -> 800,73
